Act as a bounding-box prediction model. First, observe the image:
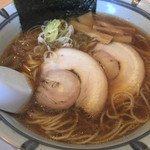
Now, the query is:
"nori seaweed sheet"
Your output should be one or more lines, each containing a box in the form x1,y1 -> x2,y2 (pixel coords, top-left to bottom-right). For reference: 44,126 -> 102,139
14,0 -> 97,31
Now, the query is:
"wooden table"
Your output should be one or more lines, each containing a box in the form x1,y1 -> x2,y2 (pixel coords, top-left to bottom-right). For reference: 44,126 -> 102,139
0,0 -> 13,9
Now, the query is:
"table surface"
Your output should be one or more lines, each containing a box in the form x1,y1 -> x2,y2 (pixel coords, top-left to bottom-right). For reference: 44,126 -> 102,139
0,139 -> 17,150
0,0 -> 13,9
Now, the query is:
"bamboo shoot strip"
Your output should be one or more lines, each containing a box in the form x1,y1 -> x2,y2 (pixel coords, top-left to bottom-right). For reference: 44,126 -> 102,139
93,25 -> 124,36
95,20 -> 112,27
77,12 -> 95,28
113,35 -> 132,43
96,20 -> 136,35
70,21 -> 113,44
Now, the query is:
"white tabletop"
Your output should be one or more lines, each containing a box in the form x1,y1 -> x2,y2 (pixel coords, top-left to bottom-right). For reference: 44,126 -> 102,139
0,139 -> 17,150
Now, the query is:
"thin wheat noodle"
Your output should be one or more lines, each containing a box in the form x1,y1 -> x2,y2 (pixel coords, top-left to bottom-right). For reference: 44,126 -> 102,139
130,108 -> 149,123
71,129 -> 100,144
99,111 -> 110,130
97,120 -> 122,141
55,112 -> 78,133
140,88 -> 150,109
110,91 -> 135,114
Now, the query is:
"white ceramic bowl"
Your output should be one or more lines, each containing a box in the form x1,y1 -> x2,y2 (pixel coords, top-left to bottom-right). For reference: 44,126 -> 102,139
0,0 -> 150,150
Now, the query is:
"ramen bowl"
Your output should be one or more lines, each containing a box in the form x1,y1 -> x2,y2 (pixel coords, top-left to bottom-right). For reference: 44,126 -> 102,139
0,0 -> 150,150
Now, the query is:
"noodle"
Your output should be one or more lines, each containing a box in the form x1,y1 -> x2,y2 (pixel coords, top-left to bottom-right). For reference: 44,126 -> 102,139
71,129 -> 100,144
140,88 -> 150,109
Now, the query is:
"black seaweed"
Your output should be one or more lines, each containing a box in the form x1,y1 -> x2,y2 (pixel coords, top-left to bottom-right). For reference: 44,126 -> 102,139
14,0 -> 97,31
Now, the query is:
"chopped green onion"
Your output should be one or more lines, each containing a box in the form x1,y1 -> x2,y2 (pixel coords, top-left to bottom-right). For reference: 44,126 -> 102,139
0,54 -> 21,69
38,19 -> 74,50
46,29 -> 58,42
